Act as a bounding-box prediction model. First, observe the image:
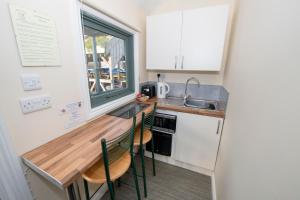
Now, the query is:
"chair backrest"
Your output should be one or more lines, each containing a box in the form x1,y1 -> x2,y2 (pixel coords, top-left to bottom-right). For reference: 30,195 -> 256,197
139,102 -> 157,145
145,102 -> 157,130
100,115 -> 136,182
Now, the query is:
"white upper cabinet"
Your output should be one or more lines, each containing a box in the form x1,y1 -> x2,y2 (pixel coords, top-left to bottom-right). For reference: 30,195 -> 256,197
146,11 -> 182,70
146,5 -> 230,71
181,5 -> 229,71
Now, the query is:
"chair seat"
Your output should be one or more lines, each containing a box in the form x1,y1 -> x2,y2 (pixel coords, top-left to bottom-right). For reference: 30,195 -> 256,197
134,127 -> 152,146
82,151 -> 131,184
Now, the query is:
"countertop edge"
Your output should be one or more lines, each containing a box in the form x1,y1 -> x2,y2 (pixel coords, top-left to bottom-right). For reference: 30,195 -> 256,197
142,98 -> 225,118
22,157 -> 64,190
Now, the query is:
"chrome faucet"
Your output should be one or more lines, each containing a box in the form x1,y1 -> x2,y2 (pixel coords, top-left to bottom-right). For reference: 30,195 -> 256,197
184,77 -> 200,103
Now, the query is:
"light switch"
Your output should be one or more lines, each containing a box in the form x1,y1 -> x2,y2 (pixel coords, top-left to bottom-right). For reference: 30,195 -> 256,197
21,74 -> 42,91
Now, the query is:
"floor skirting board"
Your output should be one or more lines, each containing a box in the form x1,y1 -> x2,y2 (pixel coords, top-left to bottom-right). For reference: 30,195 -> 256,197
89,183 -> 107,200
211,173 -> 217,200
144,151 -> 212,176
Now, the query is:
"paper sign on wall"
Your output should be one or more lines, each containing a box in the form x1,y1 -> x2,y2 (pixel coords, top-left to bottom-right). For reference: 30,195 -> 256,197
60,101 -> 84,129
9,5 -> 61,66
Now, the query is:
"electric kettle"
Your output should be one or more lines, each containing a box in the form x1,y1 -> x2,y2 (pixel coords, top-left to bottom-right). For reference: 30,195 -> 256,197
157,82 -> 170,99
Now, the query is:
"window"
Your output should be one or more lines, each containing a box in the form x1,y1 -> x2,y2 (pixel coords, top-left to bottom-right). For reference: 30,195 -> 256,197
81,12 -> 135,108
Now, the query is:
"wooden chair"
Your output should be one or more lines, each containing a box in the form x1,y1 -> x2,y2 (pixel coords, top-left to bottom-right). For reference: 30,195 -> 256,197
133,102 -> 157,197
82,116 -> 141,200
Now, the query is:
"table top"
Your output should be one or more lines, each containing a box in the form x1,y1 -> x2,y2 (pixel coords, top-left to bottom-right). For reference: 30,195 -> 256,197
22,103 -> 153,189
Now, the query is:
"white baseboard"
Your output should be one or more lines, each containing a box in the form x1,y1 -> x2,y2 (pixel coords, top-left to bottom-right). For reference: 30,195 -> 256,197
211,173 -> 217,200
91,183 -> 108,200
144,151 -> 212,176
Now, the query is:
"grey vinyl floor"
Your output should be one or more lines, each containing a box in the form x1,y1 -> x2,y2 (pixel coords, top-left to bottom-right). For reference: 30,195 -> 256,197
101,156 -> 212,200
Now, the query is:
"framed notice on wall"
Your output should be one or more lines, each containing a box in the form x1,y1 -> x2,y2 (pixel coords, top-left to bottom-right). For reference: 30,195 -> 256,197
9,5 -> 61,67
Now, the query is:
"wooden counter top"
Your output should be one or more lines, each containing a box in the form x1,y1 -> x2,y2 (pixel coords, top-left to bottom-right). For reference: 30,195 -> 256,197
144,97 -> 225,118
22,104 -> 153,189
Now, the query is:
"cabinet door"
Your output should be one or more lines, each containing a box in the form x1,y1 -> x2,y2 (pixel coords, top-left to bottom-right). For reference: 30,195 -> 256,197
146,11 -> 182,70
180,5 -> 229,71
174,112 -> 223,170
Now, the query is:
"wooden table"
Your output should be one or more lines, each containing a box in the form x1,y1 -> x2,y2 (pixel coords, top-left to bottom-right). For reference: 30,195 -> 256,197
22,103 -> 153,199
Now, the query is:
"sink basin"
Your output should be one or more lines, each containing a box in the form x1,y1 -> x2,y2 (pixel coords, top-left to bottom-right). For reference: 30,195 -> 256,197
184,99 -> 217,110
162,96 -> 219,111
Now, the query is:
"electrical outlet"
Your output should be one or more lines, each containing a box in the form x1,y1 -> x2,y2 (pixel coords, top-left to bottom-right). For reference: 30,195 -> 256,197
21,74 -> 42,91
20,95 -> 51,114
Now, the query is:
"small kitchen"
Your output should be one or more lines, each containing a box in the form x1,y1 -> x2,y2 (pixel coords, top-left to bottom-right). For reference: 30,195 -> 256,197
1,1 -> 300,200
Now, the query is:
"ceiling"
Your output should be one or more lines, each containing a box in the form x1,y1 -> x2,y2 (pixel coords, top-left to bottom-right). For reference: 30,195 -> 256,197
133,0 -> 232,15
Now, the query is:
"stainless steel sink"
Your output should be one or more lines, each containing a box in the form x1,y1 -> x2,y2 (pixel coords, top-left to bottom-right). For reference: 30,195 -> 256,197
184,98 -> 217,110
182,77 -> 217,110
159,96 -> 219,111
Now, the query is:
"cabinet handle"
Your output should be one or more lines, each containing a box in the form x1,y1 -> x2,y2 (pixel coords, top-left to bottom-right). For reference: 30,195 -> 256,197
181,56 -> 184,69
175,56 -> 178,69
216,120 -> 221,135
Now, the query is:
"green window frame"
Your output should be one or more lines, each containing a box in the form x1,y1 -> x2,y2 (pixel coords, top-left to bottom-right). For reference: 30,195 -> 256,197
81,11 -> 135,108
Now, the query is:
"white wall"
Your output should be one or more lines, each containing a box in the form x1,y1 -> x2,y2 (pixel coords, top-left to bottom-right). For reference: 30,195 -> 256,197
0,0 -> 146,155
215,0 -> 300,199
144,0 -> 235,84
0,0 -> 146,199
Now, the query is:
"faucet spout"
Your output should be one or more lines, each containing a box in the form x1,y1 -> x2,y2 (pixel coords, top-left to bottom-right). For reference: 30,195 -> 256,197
184,77 -> 200,106
184,77 -> 200,99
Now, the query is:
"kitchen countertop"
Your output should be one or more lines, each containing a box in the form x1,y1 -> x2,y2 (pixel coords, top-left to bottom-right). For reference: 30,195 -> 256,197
22,103 -> 153,190
144,97 -> 225,118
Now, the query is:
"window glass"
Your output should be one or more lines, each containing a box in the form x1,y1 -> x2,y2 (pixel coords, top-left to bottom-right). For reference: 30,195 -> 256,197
84,27 -> 128,94
81,12 -> 134,108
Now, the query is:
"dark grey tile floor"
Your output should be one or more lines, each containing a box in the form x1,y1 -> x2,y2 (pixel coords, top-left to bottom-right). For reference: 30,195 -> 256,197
102,156 -> 212,200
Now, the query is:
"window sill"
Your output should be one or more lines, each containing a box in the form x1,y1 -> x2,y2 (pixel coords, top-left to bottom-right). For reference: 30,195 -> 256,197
87,93 -> 136,120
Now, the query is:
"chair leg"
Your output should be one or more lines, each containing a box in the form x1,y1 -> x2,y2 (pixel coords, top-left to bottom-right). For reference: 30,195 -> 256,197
112,182 -> 116,196
107,181 -> 115,200
83,179 -> 90,200
117,178 -> 121,187
131,157 -> 141,200
151,137 -> 156,176
140,147 -> 148,197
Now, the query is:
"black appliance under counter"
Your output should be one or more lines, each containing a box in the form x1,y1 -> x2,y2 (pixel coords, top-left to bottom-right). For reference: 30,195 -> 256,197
146,131 -> 173,156
146,112 -> 177,157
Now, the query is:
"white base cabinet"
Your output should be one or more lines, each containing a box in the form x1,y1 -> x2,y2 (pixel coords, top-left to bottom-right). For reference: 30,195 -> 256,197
174,112 -> 223,171
155,109 -> 223,171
